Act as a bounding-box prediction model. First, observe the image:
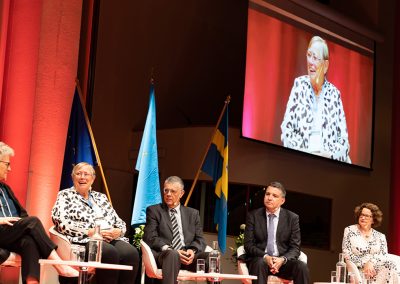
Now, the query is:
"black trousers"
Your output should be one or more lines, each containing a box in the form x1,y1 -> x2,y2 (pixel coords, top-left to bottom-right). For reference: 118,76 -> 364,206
155,250 -> 209,284
59,239 -> 140,284
0,216 -> 57,283
247,257 -> 310,284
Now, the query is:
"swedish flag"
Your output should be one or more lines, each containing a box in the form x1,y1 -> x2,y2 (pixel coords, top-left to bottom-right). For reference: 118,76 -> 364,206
201,105 -> 228,253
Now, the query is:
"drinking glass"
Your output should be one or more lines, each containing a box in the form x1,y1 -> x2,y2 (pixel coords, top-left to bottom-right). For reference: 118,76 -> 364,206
209,256 -> 217,273
331,271 -> 337,283
196,259 -> 205,273
70,244 -> 86,262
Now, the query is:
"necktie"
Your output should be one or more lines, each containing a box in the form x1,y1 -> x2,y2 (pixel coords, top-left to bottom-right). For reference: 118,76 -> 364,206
266,214 -> 276,256
170,208 -> 182,250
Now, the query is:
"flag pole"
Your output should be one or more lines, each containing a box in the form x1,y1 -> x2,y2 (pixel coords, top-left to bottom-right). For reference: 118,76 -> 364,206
75,78 -> 113,205
184,96 -> 231,206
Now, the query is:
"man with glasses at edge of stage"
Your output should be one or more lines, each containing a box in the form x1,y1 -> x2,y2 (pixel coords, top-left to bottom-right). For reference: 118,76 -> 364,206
0,141 -> 78,284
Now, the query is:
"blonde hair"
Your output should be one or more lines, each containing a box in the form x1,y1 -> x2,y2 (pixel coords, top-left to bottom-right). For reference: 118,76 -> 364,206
308,36 -> 329,60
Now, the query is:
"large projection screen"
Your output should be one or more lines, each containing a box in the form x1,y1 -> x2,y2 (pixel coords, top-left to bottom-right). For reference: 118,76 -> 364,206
242,2 -> 374,168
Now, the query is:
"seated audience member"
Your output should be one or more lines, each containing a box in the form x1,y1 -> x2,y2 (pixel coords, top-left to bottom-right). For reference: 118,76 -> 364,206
244,181 -> 309,284
342,203 -> 400,283
143,176 -> 209,284
0,141 -> 78,284
52,162 -> 139,284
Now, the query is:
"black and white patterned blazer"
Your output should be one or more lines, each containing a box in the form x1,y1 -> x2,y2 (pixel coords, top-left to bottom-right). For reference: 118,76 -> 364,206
281,75 -> 351,163
51,187 -> 128,244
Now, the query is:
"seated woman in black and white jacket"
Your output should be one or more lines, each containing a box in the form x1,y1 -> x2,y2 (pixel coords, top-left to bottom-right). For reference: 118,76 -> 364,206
52,162 -> 139,284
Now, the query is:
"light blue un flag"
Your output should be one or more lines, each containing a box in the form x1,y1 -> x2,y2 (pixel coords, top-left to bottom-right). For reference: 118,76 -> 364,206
201,104 -> 229,253
131,84 -> 162,225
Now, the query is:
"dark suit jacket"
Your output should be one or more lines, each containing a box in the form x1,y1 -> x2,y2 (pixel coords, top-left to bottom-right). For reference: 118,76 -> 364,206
244,207 -> 301,261
0,182 -> 29,264
143,203 -> 206,254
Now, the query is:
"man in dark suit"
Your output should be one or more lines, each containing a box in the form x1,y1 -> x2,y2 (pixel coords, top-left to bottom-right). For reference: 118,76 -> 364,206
244,181 -> 309,284
143,176 -> 209,284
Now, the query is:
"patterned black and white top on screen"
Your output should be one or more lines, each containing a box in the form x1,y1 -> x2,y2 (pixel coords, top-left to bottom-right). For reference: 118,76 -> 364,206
280,75 -> 351,163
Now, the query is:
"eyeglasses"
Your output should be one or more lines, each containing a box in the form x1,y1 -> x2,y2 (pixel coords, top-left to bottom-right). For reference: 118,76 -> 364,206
306,51 -> 322,63
0,161 -> 10,168
163,188 -> 179,195
74,172 -> 93,178
360,213 -> 373,219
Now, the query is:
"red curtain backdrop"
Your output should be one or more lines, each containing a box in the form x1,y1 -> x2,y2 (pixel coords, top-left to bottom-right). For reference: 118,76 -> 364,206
242,8 -> 374,168
0,0 -> 83,231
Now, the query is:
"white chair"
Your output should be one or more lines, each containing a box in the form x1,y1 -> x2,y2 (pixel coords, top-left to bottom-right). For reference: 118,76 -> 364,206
345,253 -> 400,284
0,252 -> 22,284
140,239 -> 212,283
49,225 -> 72,260
237,245 -> 307,284
1,252 -> 21,268
47,225 -> 75,283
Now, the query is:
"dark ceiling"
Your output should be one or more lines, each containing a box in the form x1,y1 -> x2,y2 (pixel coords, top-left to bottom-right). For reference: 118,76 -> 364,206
89,0 -> 249,131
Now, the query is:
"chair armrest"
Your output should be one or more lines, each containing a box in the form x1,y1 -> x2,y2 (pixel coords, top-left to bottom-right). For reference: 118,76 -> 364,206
1,252 -> 21,267
49,225 -> 71,260
346,259 -> 362,284
237,245 -> 246,258
299,251 -> 307,263
140,240 -> 162,279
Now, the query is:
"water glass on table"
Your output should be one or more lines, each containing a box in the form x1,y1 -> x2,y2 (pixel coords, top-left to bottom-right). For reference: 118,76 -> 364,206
331,271 -> 337,283
196,259 -> 205,273
70,245 -> 86,262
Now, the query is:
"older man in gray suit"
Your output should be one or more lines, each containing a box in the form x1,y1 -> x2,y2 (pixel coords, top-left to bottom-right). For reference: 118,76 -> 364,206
143,176 -> 209,284
244,181 -> 309,284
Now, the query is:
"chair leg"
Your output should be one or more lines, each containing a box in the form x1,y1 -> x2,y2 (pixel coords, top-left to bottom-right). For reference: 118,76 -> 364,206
141,261 -> 145,284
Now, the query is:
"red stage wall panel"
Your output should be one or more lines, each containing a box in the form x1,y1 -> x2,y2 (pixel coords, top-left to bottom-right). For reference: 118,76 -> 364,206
27,0 -> 83,230
0,0 -> 42,205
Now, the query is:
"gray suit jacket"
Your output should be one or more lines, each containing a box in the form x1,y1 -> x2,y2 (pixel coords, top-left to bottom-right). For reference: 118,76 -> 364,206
244,207 -> 301,261
143,203 -> 206,254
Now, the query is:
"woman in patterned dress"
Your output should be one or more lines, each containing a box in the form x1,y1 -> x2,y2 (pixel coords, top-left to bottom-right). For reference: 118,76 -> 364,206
342,203 -> 400,283
52,162 -> 139,284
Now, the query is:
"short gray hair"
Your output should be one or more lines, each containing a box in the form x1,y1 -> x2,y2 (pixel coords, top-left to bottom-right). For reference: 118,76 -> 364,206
267,181 -> 286,197
71,162 -> 96,177
164,176 -> 184,190
0,142 -> 15,159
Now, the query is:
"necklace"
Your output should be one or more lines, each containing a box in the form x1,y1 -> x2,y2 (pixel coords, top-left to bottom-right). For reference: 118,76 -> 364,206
358,225 -> 372,239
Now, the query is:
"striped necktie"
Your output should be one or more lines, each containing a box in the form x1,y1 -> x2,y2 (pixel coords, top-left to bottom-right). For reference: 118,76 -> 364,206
266,214 -> 276,255
170,208 -> 182,250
